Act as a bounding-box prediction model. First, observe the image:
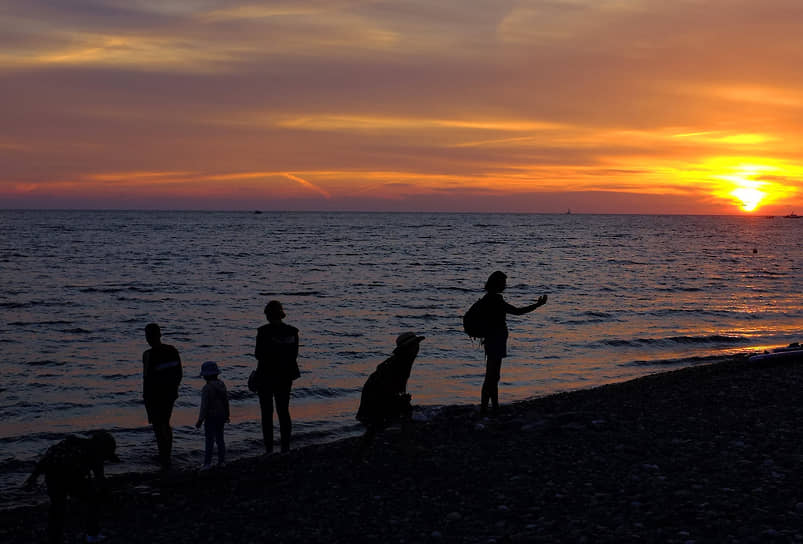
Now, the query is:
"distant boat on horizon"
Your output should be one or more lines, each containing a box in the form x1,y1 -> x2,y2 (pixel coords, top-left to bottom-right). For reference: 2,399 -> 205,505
566,209 -> 571,215
783,212 -> 800,218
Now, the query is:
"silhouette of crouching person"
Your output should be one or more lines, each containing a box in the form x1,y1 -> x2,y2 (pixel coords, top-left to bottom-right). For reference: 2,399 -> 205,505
24,430 -> 120,544
356,332 -> 424,458
254,301 -> 301,454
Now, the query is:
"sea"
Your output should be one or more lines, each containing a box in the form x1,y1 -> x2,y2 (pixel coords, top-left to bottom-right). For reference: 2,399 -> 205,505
1,210 -> 801,508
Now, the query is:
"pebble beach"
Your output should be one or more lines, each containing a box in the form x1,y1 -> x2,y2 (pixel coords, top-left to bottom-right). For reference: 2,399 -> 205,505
6,353 -> 803,543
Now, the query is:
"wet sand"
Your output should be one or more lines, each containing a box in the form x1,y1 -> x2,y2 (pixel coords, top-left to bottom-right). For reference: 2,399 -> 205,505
6,353 -> 803,543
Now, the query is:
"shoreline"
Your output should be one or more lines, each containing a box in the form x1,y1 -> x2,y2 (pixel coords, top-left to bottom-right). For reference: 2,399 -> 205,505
6,353 -> 803,543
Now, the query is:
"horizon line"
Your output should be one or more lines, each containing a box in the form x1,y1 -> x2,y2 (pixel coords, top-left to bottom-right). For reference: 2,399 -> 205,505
0,207 -> 762,217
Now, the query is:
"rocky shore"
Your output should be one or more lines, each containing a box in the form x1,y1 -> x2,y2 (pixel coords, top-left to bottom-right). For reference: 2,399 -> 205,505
6,354 -> 803,543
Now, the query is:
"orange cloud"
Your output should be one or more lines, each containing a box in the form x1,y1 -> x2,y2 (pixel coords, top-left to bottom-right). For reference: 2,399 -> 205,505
2,1 -> 803,213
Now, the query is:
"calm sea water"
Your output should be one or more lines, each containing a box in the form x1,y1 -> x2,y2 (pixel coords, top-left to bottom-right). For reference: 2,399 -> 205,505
1,211 -> 801,507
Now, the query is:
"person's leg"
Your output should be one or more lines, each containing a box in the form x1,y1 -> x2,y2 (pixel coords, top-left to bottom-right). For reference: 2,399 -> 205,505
165,422 -> 173,462
45,475 -> 67,544
354,426 -> 377,461
70,475 -> 100,540
203,420 -> 215,466
152,422 -> 164,459
153,422 -> 172,468
481,367 -> 490,413
274,380 -> 292,452
163,400 -> 174,464
215,419 -> 226,465
487,356 -> 502,412
258,389 -> 274,453
151,399 -> 174,468
481,354 -> 497,413
481,332 -> 506,414
481,355 -> 502,414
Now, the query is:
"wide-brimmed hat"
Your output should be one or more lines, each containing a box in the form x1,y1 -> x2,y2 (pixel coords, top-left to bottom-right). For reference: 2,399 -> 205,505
200,361 -> 220,377
395,332 -> 425,349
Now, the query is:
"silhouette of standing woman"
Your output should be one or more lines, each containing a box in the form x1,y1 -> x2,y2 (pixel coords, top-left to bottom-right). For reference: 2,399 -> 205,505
254,301 -> 300,454
480,271 -> 547,415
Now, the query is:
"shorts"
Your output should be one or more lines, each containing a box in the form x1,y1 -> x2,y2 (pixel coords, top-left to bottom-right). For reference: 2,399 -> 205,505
483,330 -> 509,359
145,396 -> 176,425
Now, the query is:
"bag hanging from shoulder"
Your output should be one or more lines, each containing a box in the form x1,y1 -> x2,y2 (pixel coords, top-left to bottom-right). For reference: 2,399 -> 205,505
247,370 -> 259,392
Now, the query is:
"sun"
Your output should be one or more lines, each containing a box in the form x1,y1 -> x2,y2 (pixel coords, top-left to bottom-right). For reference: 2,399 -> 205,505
693,157 -> 800,214
730,186 -> 766,212
709,161 -> 775,213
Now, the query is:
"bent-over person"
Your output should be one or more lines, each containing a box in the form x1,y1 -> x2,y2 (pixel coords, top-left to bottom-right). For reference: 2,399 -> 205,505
356,332 -> 424,456
24,430 -> 120,544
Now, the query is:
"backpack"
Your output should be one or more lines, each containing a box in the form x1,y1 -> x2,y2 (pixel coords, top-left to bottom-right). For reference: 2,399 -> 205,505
463,296 -> 490,339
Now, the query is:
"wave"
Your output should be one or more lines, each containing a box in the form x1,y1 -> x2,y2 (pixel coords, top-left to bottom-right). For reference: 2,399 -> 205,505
77,285 -> 156,294
746,270 -> 789,278
560,311 -> 619,325
621,353 -> 743,368
0,302 -> 31,309
0,431 -> 77,446
0,299 -> 71,309
9,320 -> 73,326
25,360 -> 65,367
394,312 -> 446,322
598,334 -> 748,349
258,290 -> 326,297
584,311 -> 613,318
605,259 -> 650,266
0,457 -> 34,472
293,386 -> 360,399
101,374 -> 132,380
401,223 -> 448,229
440,286 -> 476,293
6,401 -> 96,413
652,286 -> 703,292
227,389 -> 253,401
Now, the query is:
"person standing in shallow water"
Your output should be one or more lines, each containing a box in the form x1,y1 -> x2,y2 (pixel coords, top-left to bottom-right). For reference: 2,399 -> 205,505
142,323 -> 182,469
195,361 -> 230,471
480,271 -> 547,415
254,301 -> 300,454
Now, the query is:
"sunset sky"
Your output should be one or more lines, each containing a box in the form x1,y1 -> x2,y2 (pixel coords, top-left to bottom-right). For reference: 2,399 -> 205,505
2,0 -> 803,214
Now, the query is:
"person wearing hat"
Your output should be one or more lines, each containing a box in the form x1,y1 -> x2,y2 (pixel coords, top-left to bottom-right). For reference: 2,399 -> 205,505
24,430 -> 120,543
356,332 -> 425,456
195,361 -> 230,471
254,300 -> 301,454
142,323 -> 183,469
479,271 -> 548,415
